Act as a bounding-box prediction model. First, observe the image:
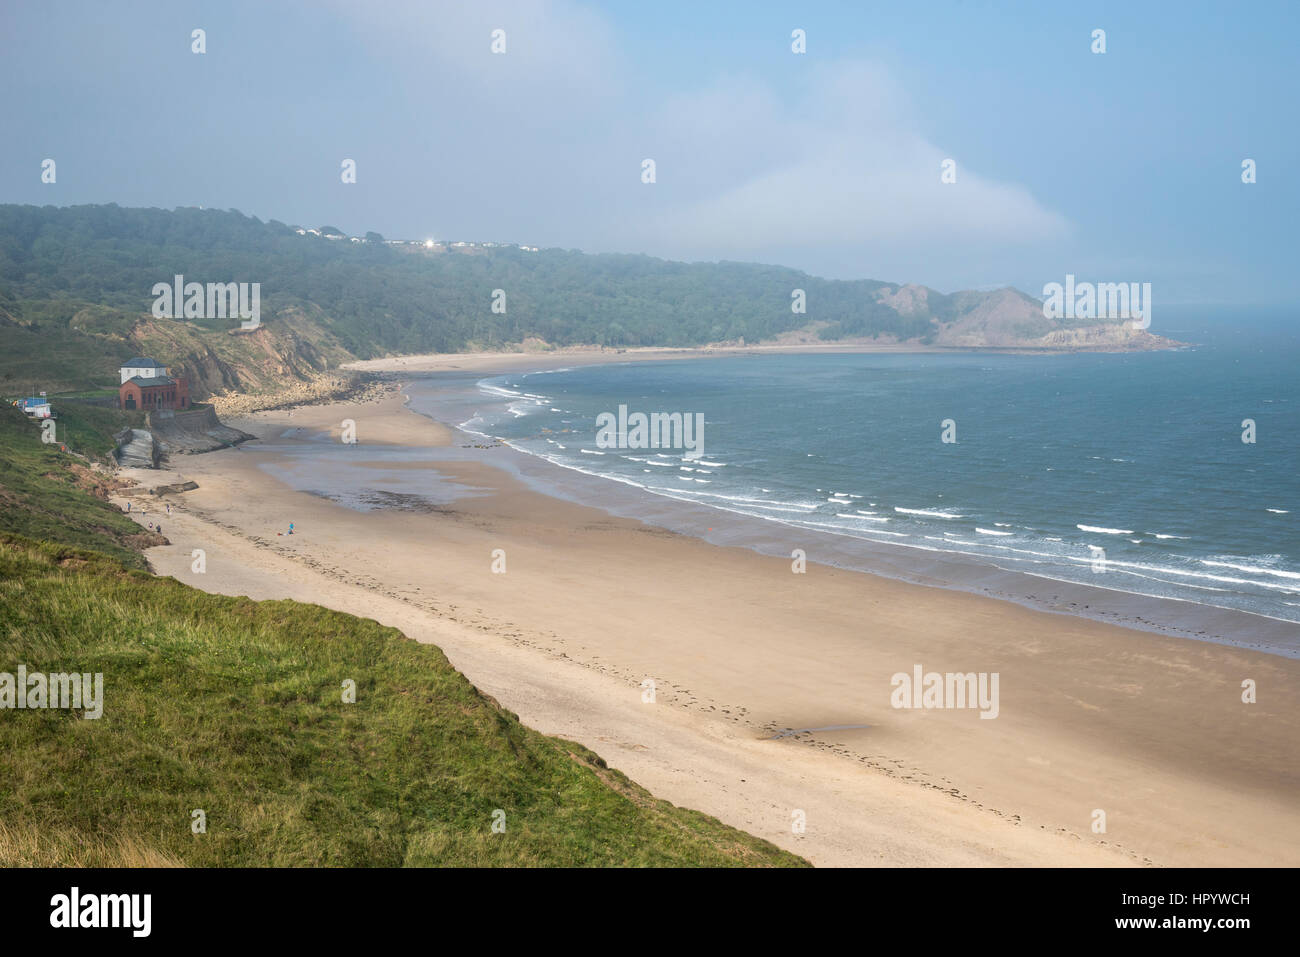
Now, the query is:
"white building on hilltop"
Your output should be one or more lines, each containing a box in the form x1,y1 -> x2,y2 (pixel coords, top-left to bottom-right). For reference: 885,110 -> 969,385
120,357 -> 168,384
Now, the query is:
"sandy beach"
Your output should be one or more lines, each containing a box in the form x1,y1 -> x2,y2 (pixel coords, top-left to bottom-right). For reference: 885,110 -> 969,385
338,338 -> 1132,379
113,363 -> 1300,868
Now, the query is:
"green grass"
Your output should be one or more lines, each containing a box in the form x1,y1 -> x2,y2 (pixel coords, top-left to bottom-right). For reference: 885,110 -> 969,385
48,400 -> 143,460
0,404 -> 150,569
0,535 -> 807,867
0,302 -> 128,396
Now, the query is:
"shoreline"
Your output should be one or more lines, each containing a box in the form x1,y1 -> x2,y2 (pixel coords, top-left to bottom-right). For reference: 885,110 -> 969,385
397,355 -> 1298,658
117,379 -> 1300,867
341,337 -> 1185,379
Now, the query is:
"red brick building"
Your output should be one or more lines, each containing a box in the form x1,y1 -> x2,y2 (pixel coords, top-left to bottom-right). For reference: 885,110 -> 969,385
119,374 -> 190,411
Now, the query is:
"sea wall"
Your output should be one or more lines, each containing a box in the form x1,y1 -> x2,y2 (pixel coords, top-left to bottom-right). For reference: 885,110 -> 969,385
146,404 -> 254,455
113,428 -> 160,469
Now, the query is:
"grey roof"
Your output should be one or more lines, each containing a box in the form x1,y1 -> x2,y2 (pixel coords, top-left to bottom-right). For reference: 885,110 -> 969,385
126,375 -> 175,388
121,357 -> 165,368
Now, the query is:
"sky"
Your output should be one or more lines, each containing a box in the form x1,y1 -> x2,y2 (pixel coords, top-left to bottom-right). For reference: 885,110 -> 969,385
1,0 -> 1297,303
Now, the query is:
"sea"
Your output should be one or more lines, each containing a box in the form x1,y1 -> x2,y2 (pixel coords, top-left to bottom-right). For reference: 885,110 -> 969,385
436,308 -> 1299,655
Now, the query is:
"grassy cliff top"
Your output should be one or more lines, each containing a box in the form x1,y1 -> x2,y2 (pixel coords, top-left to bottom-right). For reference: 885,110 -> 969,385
0,403 -> 153,568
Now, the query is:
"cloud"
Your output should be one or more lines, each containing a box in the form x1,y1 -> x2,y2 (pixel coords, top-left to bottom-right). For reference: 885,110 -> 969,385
632,62 -> 1070,254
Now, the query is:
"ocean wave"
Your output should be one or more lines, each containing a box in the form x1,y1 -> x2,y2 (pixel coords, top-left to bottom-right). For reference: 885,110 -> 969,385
1062,556 -> 1300,593
791,518 -> 909,538
1076,524 -> 1134,535
653,488 -> 817,509
478,384 -> 524,398
1202,559 -> 1300,580
895,507 -> 964,519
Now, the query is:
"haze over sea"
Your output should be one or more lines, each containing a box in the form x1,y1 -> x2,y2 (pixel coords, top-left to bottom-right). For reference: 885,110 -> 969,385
460,309 -> 1300,644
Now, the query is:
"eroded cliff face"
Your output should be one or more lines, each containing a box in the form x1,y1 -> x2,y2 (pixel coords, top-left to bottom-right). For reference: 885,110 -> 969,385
1030,324 -> 1176,351
898,286 -> 1182,351
771,284 -> 1184,351
128,305 -> 355,400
